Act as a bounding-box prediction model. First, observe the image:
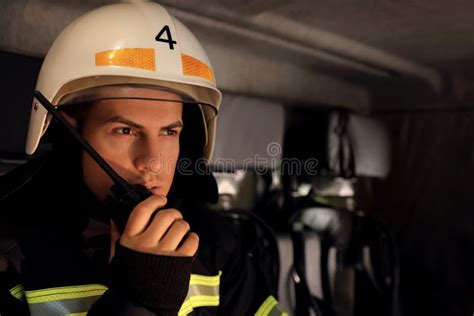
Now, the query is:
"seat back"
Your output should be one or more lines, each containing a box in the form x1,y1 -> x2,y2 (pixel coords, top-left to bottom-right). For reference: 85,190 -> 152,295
209,93 -> 286,297
282,108 -> 397,316
0,51 -> 44,175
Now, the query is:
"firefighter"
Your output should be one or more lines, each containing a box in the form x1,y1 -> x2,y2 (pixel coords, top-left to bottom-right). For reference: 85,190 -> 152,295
0,2 -> 286,315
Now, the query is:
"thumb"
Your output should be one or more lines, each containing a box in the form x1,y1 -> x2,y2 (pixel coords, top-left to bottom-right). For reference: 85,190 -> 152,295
109,220 -> 121,263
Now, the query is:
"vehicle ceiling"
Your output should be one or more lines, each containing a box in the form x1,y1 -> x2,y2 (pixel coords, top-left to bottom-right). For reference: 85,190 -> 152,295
2,0 -> 474,110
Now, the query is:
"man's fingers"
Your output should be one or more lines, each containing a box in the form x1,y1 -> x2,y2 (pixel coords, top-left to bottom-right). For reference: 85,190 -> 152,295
110,220 -> 121,240
137,209 -> 184,246
118,197 -> 196,257
123,194 -> 168,236
158,219 -> 190,251
176,232 -> 199,257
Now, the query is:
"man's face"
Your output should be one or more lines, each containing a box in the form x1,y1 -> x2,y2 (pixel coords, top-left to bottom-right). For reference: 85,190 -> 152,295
79,88 -> 183,202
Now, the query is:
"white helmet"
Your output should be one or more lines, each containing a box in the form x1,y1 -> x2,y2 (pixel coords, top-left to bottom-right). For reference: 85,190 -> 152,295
26,1 -> 221,159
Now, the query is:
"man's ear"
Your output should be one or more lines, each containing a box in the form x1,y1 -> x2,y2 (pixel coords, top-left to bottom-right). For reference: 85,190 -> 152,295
61,111 -> 78,128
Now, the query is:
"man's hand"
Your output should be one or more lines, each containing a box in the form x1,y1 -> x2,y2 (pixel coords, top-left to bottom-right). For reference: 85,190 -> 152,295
109,195 -> 199,261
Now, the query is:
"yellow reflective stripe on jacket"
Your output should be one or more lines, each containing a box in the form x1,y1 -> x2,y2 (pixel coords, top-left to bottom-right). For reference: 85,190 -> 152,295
255,295 -> 288,316
178,272 -> 222,316
189,271 -> 222,286
13,272 -> 222,316
24,284 -> 108,316
9,284 -> 25,300
24,284 -> 108,303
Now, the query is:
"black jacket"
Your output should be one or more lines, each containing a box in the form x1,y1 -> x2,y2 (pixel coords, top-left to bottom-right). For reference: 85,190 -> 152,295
0,152 -> 286,315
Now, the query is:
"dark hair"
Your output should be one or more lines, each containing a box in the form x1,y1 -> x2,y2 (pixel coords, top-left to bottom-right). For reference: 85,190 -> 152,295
179,103 -> 206,162
59,102 -> 94,131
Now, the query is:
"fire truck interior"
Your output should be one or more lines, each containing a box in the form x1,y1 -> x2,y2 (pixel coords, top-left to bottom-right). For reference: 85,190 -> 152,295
1,1 -> 474,315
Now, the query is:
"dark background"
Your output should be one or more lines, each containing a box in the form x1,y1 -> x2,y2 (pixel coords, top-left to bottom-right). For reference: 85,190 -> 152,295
2,50 -> 474,316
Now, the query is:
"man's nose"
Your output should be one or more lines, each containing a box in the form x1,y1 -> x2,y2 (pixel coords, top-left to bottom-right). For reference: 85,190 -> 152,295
133,136 -> 162,172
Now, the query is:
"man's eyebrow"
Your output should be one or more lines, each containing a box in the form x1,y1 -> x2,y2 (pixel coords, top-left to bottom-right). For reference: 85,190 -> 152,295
161,121 -> 184,130
105,116 -> 143,129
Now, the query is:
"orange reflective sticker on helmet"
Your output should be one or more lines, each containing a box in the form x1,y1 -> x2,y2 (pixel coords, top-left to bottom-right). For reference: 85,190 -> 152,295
96,48 -> 155,71
181,54 -> 214,82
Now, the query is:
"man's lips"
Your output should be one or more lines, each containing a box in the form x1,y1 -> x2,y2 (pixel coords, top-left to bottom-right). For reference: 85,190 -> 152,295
141,183 -> 162,195
147,187 -> 163,195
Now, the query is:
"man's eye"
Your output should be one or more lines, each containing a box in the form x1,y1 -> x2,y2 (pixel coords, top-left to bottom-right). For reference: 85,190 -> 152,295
164,129 -> 178,136
115,127 -> 135,136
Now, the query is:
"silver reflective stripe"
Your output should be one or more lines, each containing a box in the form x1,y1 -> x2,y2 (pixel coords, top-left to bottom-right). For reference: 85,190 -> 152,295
255,295 -> 289,316
268,305 -> 288,316
187,283 -> 219,296
24,284 -> 108,316
178,272 -> 222,316
28,296 -> 101,316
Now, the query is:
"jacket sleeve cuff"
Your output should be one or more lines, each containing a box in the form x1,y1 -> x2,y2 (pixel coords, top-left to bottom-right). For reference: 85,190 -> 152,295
109,243 -> 193,313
